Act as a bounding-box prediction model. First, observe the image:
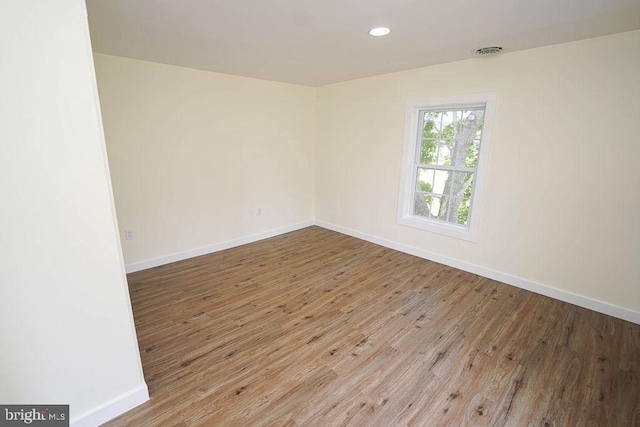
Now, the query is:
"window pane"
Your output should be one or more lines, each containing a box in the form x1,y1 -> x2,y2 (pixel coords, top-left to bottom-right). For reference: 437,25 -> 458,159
413,190 -> 433,218
421,112 -> 440,164
420,138 -> 437,164
400,95 -> 495,239
420,108 -> 485,167
440,112 -> 454,164
466,139 -> 481,168
434,195 -> 450,222
424,111 -> 444,137
414,189 -> 450,220
418,195 -> 470,225
433,195 -> 467,224
456,198 -> 471,226
450,172 -> 474,198
415,170 -> 474,221
416,168 -> 434,193
435,141 -> 451,166
449,109 -> 485,168
432,169 -> 449,194
428,195 -> 442,218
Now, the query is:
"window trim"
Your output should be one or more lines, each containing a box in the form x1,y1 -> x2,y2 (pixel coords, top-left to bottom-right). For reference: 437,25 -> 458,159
397,93 -> 497,242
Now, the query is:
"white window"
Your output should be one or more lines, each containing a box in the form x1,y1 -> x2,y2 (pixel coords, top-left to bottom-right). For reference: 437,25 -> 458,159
397,93 -> 497,241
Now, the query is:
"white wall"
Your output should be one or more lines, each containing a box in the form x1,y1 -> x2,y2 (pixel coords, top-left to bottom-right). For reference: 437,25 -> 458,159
94,54 -> 315,269
315,30 -> 640,318
0,1 -> 148,425
95,31 -> 640,322
1,3 -> 633,425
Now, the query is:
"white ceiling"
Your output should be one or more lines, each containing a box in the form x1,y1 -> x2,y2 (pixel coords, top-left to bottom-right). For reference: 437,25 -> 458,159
86,0 -> 640,87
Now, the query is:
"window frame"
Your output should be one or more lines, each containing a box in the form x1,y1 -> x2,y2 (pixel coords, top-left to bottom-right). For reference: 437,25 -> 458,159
397,93 -> 497,242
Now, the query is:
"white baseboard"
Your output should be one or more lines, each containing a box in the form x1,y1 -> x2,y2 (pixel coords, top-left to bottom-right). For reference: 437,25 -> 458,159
125,221 -> 314,273
71,383 -> 149,427
314,220 -> 640,325
123,218 -> 639,324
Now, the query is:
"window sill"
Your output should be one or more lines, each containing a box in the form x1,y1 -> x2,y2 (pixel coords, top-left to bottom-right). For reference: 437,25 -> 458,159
397,214 -> 478,242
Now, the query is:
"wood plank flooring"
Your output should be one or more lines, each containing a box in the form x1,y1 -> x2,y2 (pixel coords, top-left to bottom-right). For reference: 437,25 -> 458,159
104,226 -> 640,426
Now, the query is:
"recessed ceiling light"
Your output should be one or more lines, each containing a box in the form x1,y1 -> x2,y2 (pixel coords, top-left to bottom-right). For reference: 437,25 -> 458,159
369,27 -> 391,37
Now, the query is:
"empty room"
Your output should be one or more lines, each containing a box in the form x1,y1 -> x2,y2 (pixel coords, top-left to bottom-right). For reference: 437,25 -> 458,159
2,0 -> 639,426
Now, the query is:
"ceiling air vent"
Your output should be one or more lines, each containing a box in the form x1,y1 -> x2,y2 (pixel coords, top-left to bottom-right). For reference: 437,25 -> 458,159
476,46 -> 503,56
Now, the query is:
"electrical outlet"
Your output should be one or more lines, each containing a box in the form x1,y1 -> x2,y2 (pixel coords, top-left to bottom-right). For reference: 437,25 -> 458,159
124,230 -> 134,240
257,207 -> 262,216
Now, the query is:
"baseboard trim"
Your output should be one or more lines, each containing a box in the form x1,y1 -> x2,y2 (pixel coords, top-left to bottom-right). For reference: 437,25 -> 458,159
314,220 -> 640,325
125,221 -> 315,273
71,383 -> 149,427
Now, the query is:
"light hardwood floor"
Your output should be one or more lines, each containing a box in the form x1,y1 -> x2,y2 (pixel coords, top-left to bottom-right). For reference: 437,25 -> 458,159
105,226 -> 640,426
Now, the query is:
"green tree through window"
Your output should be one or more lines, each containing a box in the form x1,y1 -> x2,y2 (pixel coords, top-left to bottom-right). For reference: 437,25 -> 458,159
398,93 -> 496,241
413,108 -> 485,226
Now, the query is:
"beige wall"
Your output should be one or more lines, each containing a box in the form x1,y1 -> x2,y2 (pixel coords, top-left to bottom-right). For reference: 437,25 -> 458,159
315,30 -> 640,314
94,54 -> 316,267
0,1 -> 147,424
96,31 -> 639,318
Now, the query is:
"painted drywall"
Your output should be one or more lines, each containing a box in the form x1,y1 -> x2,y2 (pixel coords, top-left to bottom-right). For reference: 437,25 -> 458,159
315,30 -> 640,314
0,0 -> 148,425
94,54 -> 315,266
